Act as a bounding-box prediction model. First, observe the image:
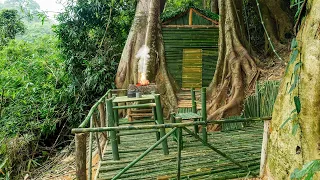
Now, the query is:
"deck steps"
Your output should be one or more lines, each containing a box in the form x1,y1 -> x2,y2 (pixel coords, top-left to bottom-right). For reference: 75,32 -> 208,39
96,124 -> 264,179
177,89 -> 202,110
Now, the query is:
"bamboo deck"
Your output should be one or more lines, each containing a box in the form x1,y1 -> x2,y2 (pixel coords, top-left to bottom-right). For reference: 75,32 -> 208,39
97,123 -> 263,180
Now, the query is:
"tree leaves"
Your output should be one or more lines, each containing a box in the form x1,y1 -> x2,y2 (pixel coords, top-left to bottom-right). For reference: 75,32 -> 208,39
292,123 -> 299,135
291,38 -> 297,50
289,50 -> 299,65
280,109 -> 297,129
291,160 -> 320,180
294,96 -> 301,114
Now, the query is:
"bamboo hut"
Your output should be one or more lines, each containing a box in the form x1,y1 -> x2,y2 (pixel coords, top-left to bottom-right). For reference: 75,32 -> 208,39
162,7 -> 219,89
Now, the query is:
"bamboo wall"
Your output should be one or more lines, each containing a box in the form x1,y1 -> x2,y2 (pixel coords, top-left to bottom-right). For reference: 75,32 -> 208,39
162,28 -> 219,88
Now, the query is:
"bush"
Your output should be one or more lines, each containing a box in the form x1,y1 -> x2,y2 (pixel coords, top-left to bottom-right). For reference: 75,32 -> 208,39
0,35 -> 69,178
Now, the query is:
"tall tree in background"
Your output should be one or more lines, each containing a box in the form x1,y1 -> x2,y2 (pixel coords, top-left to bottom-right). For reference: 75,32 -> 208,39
0,9 -> 25,46
206,0 -> 259,124
206,0 -> 293,126
211,0 -> 218,14
115,0 -> 177,114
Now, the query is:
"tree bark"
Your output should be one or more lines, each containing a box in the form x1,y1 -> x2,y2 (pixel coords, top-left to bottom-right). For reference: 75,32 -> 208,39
265,0 -> 320,179
115,0 -> 177,116
211,0 -> 219,14
206,0 -> 259,129
256,0 -> 294,52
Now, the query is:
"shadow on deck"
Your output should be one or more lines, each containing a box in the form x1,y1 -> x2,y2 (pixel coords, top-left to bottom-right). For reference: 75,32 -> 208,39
97,123 -> 263,180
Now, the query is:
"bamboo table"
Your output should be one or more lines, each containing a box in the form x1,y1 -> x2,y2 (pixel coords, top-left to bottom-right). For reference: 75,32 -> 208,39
109,94 -> 169,157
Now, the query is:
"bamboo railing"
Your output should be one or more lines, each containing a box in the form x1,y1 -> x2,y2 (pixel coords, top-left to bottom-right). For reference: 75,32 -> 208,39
72,87 -> 272,180
74,89 -> 127,180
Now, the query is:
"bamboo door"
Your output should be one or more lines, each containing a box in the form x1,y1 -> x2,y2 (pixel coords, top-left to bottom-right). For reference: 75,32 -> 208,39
182,49 -> 202,88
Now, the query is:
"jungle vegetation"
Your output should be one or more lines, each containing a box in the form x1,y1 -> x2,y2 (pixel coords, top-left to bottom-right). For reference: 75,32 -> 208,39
0,0 -> 319,179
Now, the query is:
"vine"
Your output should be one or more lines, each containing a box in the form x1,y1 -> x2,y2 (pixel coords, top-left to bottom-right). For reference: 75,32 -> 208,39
255,0 -> 284,61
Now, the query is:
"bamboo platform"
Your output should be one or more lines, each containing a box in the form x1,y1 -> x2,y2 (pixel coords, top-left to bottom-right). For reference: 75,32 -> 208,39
96,123 -> 263,180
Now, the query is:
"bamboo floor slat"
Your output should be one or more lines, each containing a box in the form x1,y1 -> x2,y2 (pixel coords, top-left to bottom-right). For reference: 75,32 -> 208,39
96,123 -> 263,180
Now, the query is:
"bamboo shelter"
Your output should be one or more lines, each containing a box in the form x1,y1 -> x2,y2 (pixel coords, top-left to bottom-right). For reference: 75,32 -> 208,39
161,7 -> 219,89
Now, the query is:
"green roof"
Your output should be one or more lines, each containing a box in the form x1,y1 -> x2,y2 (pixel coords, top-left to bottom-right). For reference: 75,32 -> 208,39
161,4 -> 219,23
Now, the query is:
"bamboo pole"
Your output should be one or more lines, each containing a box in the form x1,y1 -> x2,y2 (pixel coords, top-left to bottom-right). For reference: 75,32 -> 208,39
79,89 -> 111,128
113,102 -> 120,144
75,133 -> 86,180
191,88 -> 199,134
176,117 -> 183,149
189,9 -> 193,25
106,99 -> 119,160
153,106 -> 160,141
113,103 -> 156,109
72,117 -> 272,133
154,95 -> 169,155
170,112 -> 177,142
88,116 -> 94,180
201,87 -> 208,144
177,127 -> 182,180
111,128 -> 177,180
260,120 -> 270,177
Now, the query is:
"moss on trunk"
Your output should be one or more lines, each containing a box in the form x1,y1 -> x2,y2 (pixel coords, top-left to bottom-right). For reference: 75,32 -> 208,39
265,0 -> 320,178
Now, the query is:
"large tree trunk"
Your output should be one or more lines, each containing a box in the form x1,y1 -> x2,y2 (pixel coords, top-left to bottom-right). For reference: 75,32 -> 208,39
115,0 -> 177,115
211,0 -> 219,14
206,0 -> 259,128
258,0 -> 294,52
265,0 -> 320,179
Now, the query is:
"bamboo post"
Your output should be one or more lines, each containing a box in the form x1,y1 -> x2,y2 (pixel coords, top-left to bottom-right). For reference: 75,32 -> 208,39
201,87 -> 207,144
191,88 -> 198,134
260,120 -> 270,177
188,8 -> 193,25
154,95 -> 169,155
106,99 -> 119,160
75,133 -> 86,180
177,126 -> 182,180
88,116 -> 94,180
170,112 -> 177,142
191,88 -> 197,113
113,102 -> 120,144
176,117 -> 183,149
153,106 -> 160,141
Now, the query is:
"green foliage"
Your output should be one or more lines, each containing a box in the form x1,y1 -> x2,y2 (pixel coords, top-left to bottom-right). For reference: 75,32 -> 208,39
280,109 -> 297,129
16,20 -> 54,42
0,0 -> 41,21
243,0 -> 265,54
162,1 -> 219,22
0,9 -> 25,46
54,0 -> 136,124
243,81 -> 280,118
290,0 -> 305,22
294,96 -> 301,114
291,160 -> 320,180
282,38 -> 302,135
0,36 -> 68,139
0,35 -> 69,177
